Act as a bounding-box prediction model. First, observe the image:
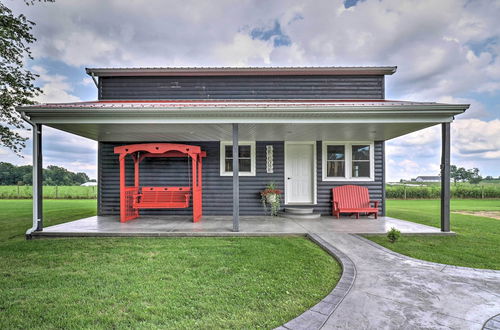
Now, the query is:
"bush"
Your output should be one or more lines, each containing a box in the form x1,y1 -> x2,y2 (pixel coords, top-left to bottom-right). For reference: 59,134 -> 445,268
387,227 -> 401,243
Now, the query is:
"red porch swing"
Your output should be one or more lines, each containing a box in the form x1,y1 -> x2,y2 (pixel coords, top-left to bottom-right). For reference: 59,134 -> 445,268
114,143 -> 206,223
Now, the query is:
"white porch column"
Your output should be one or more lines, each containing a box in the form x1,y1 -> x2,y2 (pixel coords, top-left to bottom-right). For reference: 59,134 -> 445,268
440,122 -> 451,232
232,123 -> 239,232
27,123 -> 43,238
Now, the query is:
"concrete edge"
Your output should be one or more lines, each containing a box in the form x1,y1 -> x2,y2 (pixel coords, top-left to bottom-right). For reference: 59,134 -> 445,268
354,234 -> 500,274
346,231 -> 456,236
483,313 -> 500,330
279,233 -> 356,330
29,231 -> 307,238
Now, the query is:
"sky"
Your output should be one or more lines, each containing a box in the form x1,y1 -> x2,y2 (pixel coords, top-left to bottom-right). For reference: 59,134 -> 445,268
2,0 -> 499,181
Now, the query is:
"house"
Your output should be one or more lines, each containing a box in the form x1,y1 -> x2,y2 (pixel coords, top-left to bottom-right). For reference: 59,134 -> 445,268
17,66 -> 469,235
415,176 -> 441,183
81,181 -> 98,186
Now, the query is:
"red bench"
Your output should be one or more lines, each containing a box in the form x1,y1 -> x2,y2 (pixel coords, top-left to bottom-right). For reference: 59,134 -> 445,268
332,185 -> 379,219
133,187 -> 191,209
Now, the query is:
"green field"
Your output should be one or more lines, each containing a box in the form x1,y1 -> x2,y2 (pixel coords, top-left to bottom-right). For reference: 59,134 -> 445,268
386,182 -> 500,199
0,200 -> 340,329
365,199 -> 500,270
0,185 -> 97,199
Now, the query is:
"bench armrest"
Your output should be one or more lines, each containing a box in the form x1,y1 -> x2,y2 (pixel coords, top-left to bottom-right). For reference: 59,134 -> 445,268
333,201 -> 340,210
370,200 -> 379,208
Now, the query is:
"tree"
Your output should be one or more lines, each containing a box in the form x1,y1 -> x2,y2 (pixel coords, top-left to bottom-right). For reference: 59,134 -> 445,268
466,167 -> 482,184
450,165 -> 483,184
0,2 -> 42,154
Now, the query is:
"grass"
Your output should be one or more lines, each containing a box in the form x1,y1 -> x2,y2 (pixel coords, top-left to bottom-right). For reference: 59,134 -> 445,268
0,200 -> 340,329
365,199 -> 500,270
0,185 -> 97,199
0,199 -> 97,241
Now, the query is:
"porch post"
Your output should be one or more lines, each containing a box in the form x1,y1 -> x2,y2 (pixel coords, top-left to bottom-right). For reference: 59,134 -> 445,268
232,123 -> 239,232
31,124 -> 43,233
440,122 -> 451,232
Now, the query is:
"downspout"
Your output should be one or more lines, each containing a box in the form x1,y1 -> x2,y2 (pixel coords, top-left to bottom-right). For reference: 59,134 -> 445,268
20,111 -> 41,238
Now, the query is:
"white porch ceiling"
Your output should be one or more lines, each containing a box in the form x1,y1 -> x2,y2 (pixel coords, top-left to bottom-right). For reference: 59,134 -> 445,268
47,122 -> 438,142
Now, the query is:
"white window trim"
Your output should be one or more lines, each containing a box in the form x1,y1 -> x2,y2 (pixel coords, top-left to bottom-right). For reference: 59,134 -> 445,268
322,141 -> 375,181
220,141 -> 256,176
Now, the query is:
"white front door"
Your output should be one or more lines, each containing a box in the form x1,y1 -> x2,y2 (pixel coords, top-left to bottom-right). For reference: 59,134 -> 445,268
285,142 -> 315,204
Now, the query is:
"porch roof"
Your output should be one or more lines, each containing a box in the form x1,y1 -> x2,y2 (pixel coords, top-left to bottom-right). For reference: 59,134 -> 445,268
17,99 -> 469,142
85,66 -> 398,77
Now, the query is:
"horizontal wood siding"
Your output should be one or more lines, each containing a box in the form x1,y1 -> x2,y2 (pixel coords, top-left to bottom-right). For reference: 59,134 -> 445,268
99,141 -> 284,216
99,140 -> 385,216
315,141 -> 385,215
99,75 -> 384,100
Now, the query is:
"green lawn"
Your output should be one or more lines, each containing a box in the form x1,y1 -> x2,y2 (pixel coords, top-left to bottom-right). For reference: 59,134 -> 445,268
365,199 -> 500,270
0,200 -> 340,329
0,199 -> 97,240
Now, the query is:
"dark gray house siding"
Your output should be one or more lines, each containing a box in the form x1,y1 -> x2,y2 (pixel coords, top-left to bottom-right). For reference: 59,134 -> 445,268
98,141 -> 385,216
315,141 -> 385,216
99,141 -> 284,216
99,75 -> 385,100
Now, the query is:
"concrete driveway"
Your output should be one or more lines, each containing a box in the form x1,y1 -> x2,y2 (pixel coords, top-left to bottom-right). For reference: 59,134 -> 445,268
312,233 -> 500,330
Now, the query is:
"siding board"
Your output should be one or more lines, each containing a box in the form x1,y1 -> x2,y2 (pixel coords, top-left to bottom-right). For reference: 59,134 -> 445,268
100,75 -> 384,100
98,140 -> 384,216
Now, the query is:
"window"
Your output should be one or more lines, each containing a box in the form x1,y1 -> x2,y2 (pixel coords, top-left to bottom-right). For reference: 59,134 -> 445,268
322,142 -> 374,181
220,141 -> 256,176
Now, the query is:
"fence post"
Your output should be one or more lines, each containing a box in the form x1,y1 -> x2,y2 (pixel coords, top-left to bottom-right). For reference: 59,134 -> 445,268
481,185 -> 484,199
404,186 -> 407,200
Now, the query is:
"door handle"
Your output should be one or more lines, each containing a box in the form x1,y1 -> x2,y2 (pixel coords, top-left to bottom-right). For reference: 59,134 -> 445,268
287,177 -> 291,180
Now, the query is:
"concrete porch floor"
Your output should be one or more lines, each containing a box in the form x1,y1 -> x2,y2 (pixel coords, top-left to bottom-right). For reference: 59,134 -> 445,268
32,215 -> 449,237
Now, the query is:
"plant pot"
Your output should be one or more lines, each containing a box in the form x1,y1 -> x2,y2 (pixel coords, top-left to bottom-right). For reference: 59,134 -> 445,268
266,193 -> 278,203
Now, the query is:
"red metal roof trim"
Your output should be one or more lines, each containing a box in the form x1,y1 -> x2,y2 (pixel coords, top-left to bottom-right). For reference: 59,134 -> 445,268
22,99 -> 448,109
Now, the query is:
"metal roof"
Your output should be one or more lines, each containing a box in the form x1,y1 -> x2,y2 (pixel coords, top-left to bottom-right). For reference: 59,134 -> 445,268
18,99 -> 469,111
85,66 -> 397,77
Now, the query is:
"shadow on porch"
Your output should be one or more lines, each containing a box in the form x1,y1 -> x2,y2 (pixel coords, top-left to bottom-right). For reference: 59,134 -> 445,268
31,215 -> 450,238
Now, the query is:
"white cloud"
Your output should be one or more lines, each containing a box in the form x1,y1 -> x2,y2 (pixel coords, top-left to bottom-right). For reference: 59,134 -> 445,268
386,118 -> 500,181
5,0 -> 500,179
452,119 -> 500,159
32,66 -> 81,103
212,33 -> 274,66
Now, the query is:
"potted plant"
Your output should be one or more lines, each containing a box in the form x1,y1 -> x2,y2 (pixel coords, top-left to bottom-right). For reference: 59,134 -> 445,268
260,182 -> 282,216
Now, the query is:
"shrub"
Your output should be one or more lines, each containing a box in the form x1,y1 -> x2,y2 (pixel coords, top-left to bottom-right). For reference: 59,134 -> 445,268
387,227 -> 401,243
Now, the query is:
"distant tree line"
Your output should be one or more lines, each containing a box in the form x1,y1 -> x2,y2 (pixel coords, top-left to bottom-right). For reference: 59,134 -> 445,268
450,165 -> 483,184
0,162 -> 94,186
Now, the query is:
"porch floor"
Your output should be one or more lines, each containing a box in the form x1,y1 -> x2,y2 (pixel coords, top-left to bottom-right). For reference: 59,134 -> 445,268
32,215 -> 449,237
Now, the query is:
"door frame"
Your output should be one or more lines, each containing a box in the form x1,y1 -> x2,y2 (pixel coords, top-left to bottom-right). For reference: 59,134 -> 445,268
284,141 -> 317,205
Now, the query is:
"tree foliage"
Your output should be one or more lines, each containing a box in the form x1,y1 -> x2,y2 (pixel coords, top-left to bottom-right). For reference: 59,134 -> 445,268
0,162 -> 90,185
0,2 -> 42,154
450,165 -> 483,184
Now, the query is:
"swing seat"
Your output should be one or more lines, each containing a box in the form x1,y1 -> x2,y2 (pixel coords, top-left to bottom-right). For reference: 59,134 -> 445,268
133,187 -> 191,209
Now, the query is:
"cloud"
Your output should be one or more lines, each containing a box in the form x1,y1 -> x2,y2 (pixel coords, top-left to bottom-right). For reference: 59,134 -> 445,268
453,119 -> 500,159
5,0 -> 499,179
0,127 -> 97,179
386,118 -> 500,180
32,65 -> 81,103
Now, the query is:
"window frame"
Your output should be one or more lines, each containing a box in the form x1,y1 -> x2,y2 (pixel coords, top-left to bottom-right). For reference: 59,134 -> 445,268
219,141 -> 256,176
322,141 -> 375,181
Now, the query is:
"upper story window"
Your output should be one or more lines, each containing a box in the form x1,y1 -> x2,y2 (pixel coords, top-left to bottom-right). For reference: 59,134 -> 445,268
322,142 -> 374,181
220,141 -> 256,176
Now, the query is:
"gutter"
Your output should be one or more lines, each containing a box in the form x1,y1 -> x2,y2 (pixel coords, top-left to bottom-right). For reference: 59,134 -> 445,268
20,111 -> 41,238
18,103 -> 471,114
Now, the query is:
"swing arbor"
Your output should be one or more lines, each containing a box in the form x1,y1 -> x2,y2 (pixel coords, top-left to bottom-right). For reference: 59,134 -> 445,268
114,143 -> 206,223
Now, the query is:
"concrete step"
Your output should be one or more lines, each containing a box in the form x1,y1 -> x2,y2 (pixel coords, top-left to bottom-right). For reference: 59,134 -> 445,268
284,207 -> 314,215
280,212 -> 321,220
